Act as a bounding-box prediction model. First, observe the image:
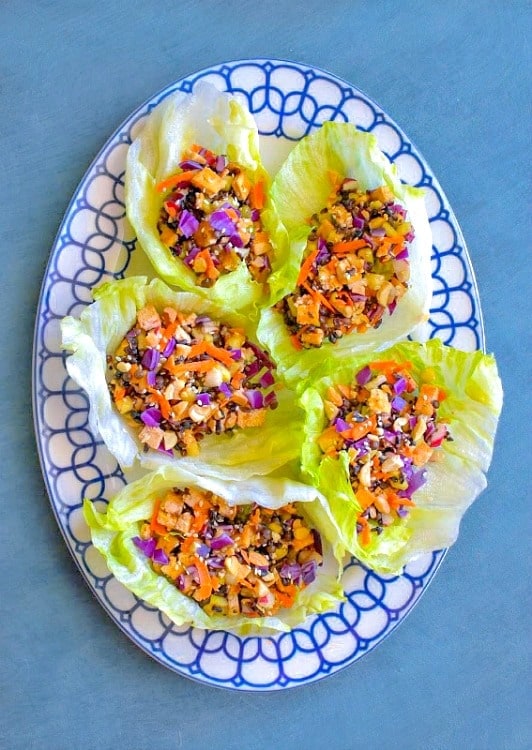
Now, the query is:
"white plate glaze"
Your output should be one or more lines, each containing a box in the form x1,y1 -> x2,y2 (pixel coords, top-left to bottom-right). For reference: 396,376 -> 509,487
33,59 -> 483,691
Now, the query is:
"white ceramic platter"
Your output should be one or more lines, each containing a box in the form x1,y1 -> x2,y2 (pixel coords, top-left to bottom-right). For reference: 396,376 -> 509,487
33,59 -> 483,691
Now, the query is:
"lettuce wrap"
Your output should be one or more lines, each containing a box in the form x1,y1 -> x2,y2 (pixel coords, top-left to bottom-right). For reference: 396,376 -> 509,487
299,338 -> 503,574
125,82 -> 284,311
61,276 -> 306,479
83,465 -> 344,635
257,122 -> 433,385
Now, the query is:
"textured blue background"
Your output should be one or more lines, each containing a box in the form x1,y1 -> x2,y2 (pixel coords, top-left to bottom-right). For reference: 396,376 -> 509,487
1,2 -> 529,749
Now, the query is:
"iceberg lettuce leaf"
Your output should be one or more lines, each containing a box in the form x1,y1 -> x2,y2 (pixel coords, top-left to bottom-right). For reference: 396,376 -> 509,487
257,122 -> 433,385
83,465 -> 344,635
61,276 -> 307,478
299,338 -> 503,574
125,82 -> 272,311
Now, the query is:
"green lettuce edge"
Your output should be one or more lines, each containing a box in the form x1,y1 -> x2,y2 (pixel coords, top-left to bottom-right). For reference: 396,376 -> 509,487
83,465 -> 344,636
125,82 -> 278,312
60,275 -> 308,479
257,121 -> 433,386
298,338 -> 503,574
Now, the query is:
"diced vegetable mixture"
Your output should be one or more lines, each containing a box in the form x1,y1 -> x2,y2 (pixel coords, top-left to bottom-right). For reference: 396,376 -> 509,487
318,360 -> 451,544
275,177 -> 415,349
133,487 -> 324,617
156,144 -> 272,287
107,304 -> 278,456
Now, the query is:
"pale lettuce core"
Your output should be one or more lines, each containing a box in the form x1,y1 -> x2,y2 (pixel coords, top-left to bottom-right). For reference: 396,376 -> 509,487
83,465 -> 344,636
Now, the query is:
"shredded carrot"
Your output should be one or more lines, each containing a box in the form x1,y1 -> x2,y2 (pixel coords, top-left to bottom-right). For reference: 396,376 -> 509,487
358,516 -> 372,547
249,180 -> 265,210
302,282 -> 336,313
386,491 -> 416,509
194,557 -> 213,600
290,334 -> 303,351
230,371 -> 246,389
113,386 -> 126,401
155,170 -> 199,193
165,359 -> 216,376
162,320 -> 179,339
332,238 -> 368,254
275,588 -> 296,609
297,246 -> 321,286
188,341 -> 234,367
148,390 -> 171,419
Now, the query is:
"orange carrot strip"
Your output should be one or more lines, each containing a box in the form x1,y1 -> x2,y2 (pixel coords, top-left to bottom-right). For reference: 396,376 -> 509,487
190,508 -> 209,533
194,557 -> 213,600
113,386 -> 126,401
358,516 -> 372,547
155,170 -> 199,193
297,246 -> 321,286
290,334 -> 303,351
230,371 -> 246,389
275,589 -> 296,609
387,491 -> 416,509
165,359 -> 216,376
332,238 -> 368,254
249,180 -> 265,210
302,282 -> 336,313
202,343 -> 234,367
370,359 -> 414,382
148,390 -> 171,420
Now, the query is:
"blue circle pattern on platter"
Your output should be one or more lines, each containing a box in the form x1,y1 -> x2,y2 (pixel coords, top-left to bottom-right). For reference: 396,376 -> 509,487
33,59 -> 483,691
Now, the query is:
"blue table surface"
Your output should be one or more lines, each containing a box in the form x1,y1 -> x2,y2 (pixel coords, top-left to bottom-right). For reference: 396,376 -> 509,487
1,2 -> 530,748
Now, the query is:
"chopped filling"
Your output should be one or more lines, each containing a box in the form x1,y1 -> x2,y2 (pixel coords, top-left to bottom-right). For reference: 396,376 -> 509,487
275,177 -> 414,349
318,360 -> 451,544
156,144 -> 273,287
107,304 -> 277,457
132,487 -> 323,617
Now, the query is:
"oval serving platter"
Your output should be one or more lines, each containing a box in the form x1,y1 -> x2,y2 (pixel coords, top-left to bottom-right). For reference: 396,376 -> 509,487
33,59 -> 483,691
